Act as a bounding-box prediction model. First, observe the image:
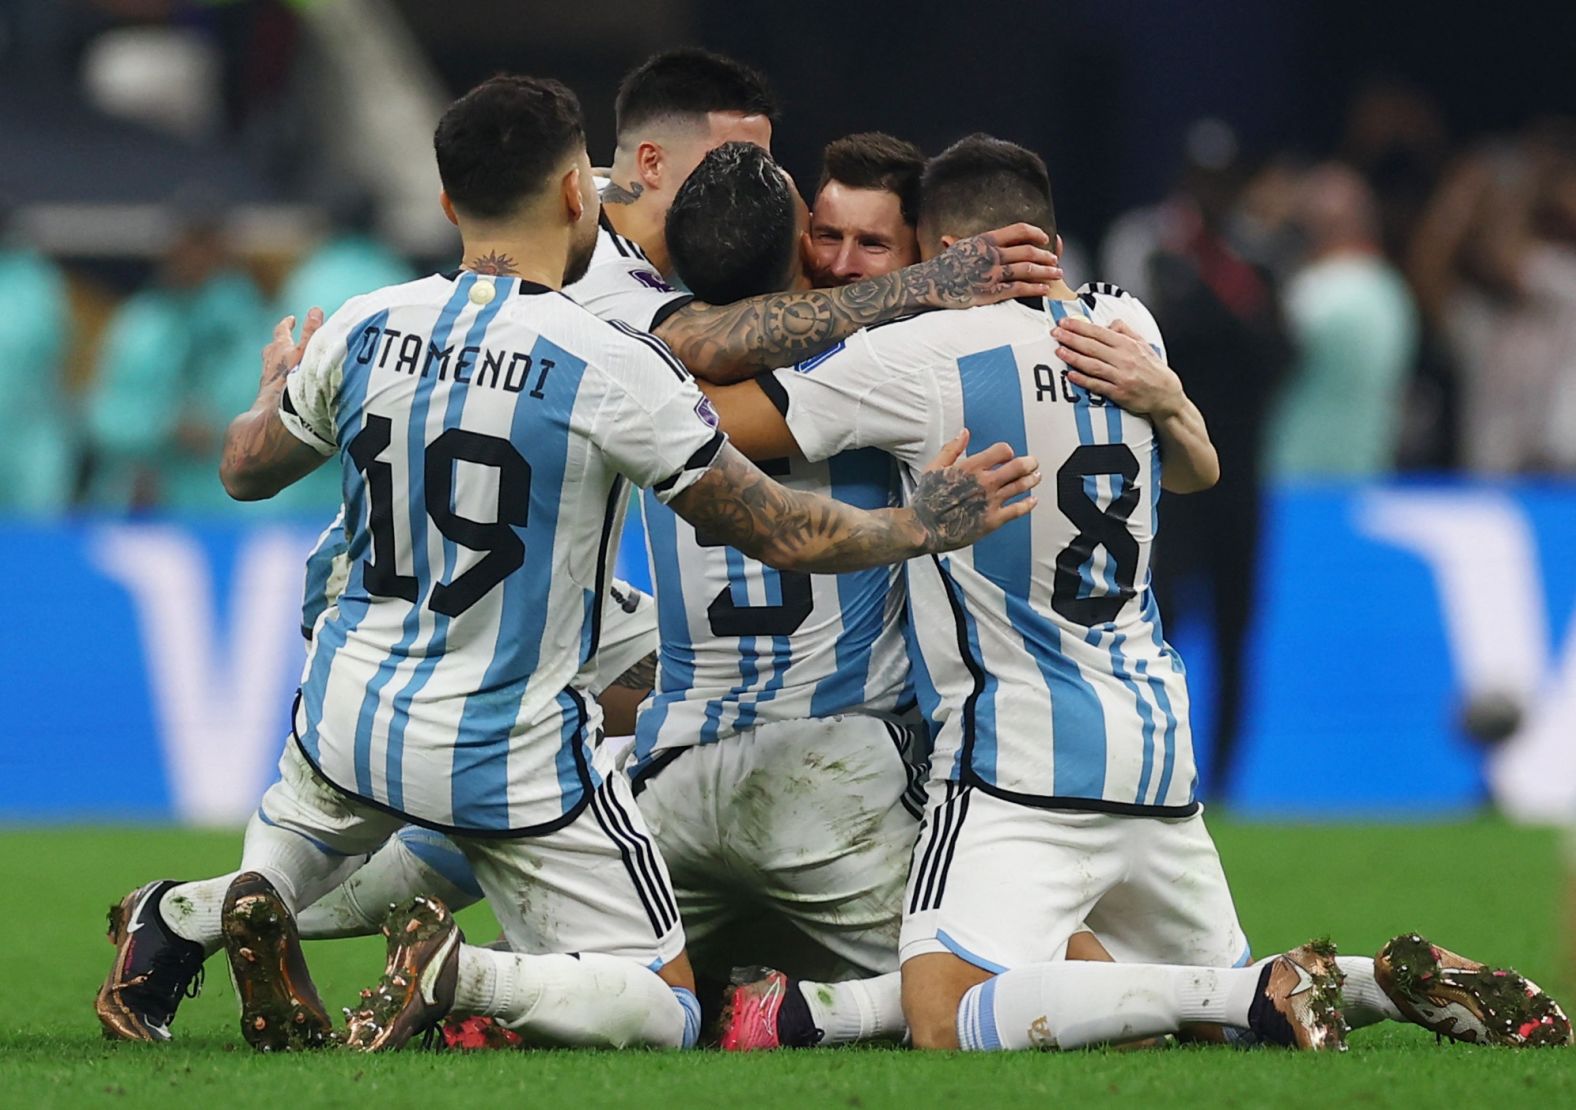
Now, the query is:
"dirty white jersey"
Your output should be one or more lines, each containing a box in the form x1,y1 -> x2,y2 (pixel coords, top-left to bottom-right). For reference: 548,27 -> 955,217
631,448 -> 912,782
770,285 -> 1197,816
279,270 -> 723,834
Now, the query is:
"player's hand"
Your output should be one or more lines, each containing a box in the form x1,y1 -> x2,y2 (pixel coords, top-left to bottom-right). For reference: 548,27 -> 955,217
1054,317 -> 1185,418
911,429 -> 1040,552
921,223 -> 1061,308
260,308 -> 325,390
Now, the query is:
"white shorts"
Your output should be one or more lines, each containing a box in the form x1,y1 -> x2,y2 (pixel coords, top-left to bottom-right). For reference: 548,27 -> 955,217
259,739 -> 683,968
635,714 -> 923,981
899,784 -> 1249,973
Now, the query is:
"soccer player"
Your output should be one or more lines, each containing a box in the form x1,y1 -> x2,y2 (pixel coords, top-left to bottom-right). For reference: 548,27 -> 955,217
577,48 -> 1061,381
699,134 -> 1573,1051
804,132 -> 924,288
93,77 -> 1042,1052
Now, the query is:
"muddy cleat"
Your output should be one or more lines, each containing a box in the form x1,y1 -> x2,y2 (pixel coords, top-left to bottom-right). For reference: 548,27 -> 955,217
719,968 -> 823,1050
95,880 -> 206,1042
1374,933 -> 1573,1047
343,896 -> 462,1052
1247,938 -> 1348,1051
221,872 -> 333,1052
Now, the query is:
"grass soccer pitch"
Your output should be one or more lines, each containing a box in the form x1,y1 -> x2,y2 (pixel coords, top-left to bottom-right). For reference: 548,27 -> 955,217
6,819 -> 1574,1108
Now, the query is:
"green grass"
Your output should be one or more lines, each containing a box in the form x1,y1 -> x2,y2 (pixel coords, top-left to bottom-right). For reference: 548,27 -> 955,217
5,820 -> 1574,1108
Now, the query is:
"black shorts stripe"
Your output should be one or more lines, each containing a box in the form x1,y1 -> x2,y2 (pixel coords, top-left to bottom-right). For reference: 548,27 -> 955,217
916,783 -> 964,912
927,784 -> 971,908
602,785 -> 679,924
588,785 -> 670,936
595,782 -> 672,932
908,781 -> 958,915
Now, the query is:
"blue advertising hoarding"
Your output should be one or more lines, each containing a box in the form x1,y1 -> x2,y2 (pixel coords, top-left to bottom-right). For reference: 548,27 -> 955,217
2,481 -> 1572,824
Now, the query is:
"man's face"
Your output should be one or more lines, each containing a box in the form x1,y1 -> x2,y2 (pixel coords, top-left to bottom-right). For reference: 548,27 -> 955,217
806,181 -> 919,287
659,111 -> 773,209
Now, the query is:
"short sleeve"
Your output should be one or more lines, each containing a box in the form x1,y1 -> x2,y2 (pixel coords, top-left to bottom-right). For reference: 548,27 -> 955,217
593,323 -> 726,503
767,328 -> 931,463
567,251 -> 692,332
279,318 -> 347,456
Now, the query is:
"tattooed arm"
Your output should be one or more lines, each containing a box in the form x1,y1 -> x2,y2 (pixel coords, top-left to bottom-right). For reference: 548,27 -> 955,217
220,310 -> 329,500
655,224 -> 1061,384
668,432 -> 1040,574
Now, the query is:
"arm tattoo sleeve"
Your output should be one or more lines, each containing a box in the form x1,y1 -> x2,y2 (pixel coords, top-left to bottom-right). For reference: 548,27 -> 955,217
655,235 -> 1016,383
667,444 -> 992,573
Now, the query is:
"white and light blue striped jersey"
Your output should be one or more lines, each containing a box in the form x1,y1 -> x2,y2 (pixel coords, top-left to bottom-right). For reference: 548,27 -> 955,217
300,507 -> 656,699
278,270 -> 723,835
568,180 -> 693,330
771,285 -> 1197,816
630,449 -> 912,781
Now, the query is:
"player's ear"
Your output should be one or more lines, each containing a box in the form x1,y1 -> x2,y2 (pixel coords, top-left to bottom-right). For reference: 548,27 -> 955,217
439,191 -> 459,228
1054,233 -> 1065,259
939,234 -> 959,250
562,164 -> 585,224
636,140 -> 664,190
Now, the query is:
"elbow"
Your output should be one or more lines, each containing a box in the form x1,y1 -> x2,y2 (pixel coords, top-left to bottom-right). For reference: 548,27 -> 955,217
1166,458 -> 1220,495
219,461 -> 272,501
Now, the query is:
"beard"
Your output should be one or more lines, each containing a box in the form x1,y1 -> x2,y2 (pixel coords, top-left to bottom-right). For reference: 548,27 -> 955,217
563,225 -> 596,286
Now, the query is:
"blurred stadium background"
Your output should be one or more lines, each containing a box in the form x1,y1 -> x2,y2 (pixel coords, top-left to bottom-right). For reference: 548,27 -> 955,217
3,0 -> 1576,946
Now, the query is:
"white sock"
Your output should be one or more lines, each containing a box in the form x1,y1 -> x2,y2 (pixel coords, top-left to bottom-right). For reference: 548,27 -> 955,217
958,962 -> 1262,1050
160,874 -> 238,956
296,828 -> 482,941
451,946 -> 690,1048
1336,956 -> 1402,1030
158,809 -> 370,957
801,972 -> 907,1044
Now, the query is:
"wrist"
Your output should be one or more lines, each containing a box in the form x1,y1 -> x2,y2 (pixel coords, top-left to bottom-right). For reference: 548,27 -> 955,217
895,506 -> 935,557
1148,379 -> 1188,422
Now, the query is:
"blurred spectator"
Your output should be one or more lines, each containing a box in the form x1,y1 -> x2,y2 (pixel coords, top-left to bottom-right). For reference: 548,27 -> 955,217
0,200 -> 76,515
1339,79 -> 1458,471
275,191 -> 413,323
1101,119 -> 1290,801
268,190 -> 413,512
84,214 -> 273,515
1266,164 -> 1419,477
1340,78 -> 1452,267
1409,122 -> 1576,474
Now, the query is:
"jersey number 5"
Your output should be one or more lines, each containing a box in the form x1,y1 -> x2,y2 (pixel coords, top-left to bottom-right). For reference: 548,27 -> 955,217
1052,443 -> 1139,626
694,457 -> 814,638
349,414 -> 532,617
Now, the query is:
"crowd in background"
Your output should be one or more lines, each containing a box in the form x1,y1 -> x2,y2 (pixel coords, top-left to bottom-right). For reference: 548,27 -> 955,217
5,83 -> 1576,521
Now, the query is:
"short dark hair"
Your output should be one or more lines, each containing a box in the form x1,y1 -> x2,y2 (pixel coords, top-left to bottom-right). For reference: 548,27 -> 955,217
818,132 -> 924,227
434,75 -> 585,220
919,133 -> 1056,241
666,142 -> 796,305
615,48 -> 778,140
